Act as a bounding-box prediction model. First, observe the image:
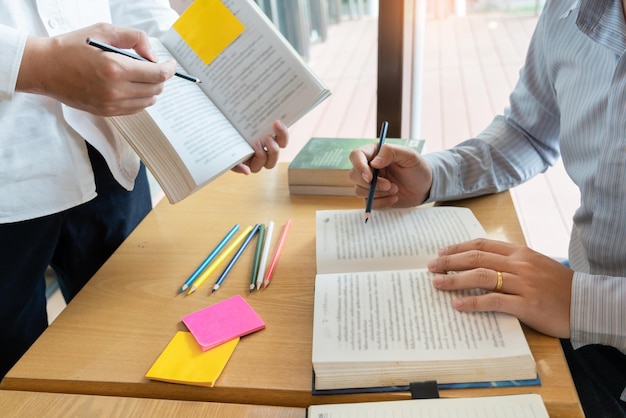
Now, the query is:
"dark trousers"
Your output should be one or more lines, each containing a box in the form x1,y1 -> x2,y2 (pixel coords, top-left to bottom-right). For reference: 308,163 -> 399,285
0,144 -> 151,379
562,339 -> 626,417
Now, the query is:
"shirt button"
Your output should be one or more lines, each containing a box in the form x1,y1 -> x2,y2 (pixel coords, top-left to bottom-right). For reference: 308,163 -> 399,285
48,18 -> 58,29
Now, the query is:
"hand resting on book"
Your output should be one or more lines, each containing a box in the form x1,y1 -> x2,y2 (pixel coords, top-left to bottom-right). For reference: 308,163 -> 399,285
348,142 -> 574,341
429,238 -> 573,339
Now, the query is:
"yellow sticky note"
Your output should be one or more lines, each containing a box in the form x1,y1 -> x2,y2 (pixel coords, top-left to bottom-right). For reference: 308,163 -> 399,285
173,0 -> 245,65
146,331 -> 239,387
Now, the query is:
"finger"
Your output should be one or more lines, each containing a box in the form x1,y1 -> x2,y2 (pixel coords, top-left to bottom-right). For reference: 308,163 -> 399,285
124,60 -> 176,84
272,120 -> 288,148
107,28 -> 158,62
261,135 -> 280,169
370,143 -> 420,170
359,193 -> 399,209
439,237 -> 518,257
244,140 -> 270,173
428,249 -> 509,275
231,163 -> 251,175
349,144 -> 379,182
452,292 -> 520,314
91,95 -> 159,116
433,269 -> 513,294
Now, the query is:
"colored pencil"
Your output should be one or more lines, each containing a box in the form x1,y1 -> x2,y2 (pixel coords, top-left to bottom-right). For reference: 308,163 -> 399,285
255,221 -> 274,290
187,226 -> 253,295
263,219 -> 292,288
179,224 -> 239,293
212,224 -> 261,294
249,223 -> 265,292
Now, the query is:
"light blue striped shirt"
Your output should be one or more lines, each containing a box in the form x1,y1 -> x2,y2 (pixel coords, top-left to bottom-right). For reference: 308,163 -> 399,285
424,0 -> 626,373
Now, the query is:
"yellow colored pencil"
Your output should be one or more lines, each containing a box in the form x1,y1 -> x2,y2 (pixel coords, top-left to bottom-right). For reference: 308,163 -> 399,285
187,225 -> 253,295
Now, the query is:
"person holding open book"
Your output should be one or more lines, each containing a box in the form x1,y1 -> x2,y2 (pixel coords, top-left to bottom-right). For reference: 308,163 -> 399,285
0,0 -> 289,381
349,1 -> 626,416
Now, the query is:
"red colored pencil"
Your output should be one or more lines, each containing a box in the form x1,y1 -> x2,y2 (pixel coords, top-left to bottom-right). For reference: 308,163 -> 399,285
263,219 -> 292,288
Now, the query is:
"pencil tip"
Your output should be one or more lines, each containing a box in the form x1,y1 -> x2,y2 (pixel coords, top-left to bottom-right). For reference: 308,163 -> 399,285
364,213 -> 370,223
187,288 -> 195,295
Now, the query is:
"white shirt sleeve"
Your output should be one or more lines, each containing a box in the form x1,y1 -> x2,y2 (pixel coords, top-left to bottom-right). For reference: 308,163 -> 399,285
0,25 -> 26,101
109,0 -> 179,37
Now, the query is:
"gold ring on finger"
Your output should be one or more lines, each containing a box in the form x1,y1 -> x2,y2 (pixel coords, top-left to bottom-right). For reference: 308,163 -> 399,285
493,271 -> 503,293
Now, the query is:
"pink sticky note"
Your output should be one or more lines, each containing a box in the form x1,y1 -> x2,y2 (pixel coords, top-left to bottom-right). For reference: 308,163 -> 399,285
182,294 -> 265,351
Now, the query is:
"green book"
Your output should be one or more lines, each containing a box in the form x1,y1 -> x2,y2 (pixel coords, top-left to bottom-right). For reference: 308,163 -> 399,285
288,137 -> 425,196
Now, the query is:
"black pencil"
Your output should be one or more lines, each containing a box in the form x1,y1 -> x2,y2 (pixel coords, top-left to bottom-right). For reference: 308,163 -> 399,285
364,120 -> 388,223
86,38 -> 201,84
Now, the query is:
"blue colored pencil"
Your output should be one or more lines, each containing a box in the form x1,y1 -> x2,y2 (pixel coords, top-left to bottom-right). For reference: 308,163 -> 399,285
212,224 -> 261,294
178,224 -> 240,293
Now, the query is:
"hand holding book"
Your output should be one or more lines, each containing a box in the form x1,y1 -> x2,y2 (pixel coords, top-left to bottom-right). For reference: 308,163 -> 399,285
110,0 -> 330,204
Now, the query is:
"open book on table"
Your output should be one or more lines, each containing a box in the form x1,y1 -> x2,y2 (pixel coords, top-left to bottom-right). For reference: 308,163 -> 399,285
110,0 -> 330,203
312,207 -> 537,392
308,394 -> 549,417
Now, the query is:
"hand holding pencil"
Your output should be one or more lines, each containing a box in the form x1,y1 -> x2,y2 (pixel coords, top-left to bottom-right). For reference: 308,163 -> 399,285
364,121 -> 388,223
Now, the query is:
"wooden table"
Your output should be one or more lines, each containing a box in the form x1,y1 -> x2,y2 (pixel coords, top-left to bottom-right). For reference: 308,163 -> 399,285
1,164 -> 583,417
0,390 -> 305,417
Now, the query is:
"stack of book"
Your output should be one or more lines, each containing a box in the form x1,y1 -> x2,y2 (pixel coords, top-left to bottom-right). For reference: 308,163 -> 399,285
288,137 -> 425,196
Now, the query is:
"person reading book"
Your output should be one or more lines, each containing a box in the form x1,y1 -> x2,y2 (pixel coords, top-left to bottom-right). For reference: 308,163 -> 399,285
348,1 -> 626,416
0,1 -> 289,381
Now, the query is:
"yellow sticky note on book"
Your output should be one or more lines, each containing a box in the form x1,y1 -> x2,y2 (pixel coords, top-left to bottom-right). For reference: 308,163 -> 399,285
173,0 -> 245,65
146,331 -> 239,387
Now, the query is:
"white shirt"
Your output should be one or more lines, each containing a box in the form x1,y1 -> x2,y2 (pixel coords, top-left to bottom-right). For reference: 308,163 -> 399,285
423,0 -> 626,398
0,0 -> 178,223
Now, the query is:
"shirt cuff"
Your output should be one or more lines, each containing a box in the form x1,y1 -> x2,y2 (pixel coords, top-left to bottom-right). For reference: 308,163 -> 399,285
570,271 -> 626,353
421,151 -> 462,203
0,25 -> 27,101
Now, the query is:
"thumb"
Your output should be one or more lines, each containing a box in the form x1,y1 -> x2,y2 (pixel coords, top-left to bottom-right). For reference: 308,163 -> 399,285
370,143 -> 415,169
108,28 -> 157,62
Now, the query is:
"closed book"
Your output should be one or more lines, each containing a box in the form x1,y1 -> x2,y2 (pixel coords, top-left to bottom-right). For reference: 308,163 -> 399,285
288,137 -> 425,196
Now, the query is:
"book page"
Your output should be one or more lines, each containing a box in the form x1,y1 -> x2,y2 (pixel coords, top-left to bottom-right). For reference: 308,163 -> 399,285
307,394 -> 549,418
145,40 -> 254,185
316,207 -> 486,274
161,0 -> 330,144
312,269 -> 530,363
